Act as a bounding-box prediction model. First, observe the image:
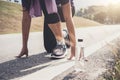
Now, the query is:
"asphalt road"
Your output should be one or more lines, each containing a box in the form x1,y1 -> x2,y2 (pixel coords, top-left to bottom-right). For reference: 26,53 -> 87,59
0,25 -> 120,80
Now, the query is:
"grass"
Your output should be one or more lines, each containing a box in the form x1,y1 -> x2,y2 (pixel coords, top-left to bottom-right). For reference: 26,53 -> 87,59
97,39 -> 120,80
0,1 -> 102,34
107,40 -> 120,80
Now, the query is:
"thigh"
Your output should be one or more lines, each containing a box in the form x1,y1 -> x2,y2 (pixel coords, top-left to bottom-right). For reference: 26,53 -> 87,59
61,1 -> 72,19
57,0 -> 75,22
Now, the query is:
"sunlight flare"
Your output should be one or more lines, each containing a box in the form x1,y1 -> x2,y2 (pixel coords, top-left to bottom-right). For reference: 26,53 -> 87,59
105,0 -> 120,4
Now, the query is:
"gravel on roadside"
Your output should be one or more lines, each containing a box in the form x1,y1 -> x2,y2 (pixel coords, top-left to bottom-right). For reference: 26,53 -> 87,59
53,38 -> 120,80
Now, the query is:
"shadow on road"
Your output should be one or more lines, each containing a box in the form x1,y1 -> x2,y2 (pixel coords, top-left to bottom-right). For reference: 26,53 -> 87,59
0,52 -> 53,80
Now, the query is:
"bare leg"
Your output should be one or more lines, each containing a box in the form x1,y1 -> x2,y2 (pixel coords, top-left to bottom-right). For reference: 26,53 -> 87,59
48,21 -> 67,58
48,22 -> 63,42
16,10 -> 31,58
62,2 -> 76,60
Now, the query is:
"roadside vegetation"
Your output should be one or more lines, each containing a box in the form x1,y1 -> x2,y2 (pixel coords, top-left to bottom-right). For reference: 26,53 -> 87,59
0,1 -> 101,34
97,39 -> 120,80
76,3 -> 120,24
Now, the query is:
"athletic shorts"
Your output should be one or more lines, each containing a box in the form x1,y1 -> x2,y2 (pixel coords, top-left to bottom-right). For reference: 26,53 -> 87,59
40,0 -> 60,24
21,0 -> 31,11
21,0 -> 60,24
56,0 -> 69,6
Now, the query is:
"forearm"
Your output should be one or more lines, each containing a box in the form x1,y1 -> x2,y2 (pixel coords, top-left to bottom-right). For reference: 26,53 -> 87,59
62,2 -> 76,47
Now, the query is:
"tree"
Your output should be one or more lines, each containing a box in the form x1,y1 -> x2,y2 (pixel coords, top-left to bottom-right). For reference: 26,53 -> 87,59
94,12 -> 107,23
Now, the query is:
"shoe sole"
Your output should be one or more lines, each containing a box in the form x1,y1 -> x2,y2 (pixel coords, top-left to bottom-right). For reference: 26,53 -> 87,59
51,50 -> 67,59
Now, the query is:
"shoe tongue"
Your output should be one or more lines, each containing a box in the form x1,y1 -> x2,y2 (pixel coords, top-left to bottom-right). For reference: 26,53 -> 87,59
57,40 -> 63,45
57,40 -> 65,45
